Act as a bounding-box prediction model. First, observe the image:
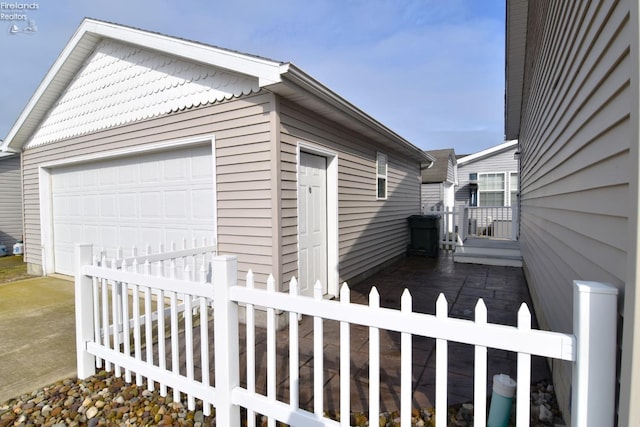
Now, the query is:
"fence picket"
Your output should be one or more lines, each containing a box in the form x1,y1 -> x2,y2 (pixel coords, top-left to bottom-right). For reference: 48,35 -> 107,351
111,260 -> 122,378
369,287 -> 380,426
199,265 -> 211,417
132,277 -> 142,386
143,261 -> 154,391
185,265 -> 195,410
517,304 -> 532,427
121,276 -> 131,384
340,283 -> 350,427
473,299 -> 488,427
435,294 -> 448,427
401,289 -> 412,427
157,265 -> 168,397
246,270 -> 256,427
289,277 -> 300,410
91,256 -> 102,369
313,280 -> 324,417
169,260 -> 180,402
267,275 -> 276,427
100,253 -> 111,372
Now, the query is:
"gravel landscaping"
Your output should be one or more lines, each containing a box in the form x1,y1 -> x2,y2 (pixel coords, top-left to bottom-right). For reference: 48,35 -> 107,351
0,370 -> 564,427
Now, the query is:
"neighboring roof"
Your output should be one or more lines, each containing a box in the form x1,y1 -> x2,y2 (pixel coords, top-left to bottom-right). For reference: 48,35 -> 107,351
421,149 -> 456,184
457,140 -> 518,165
1,18 -> 434,165
505,0 -> 529,140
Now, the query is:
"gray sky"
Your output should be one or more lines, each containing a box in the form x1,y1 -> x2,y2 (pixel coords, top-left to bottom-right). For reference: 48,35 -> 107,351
0,0 -> 505,154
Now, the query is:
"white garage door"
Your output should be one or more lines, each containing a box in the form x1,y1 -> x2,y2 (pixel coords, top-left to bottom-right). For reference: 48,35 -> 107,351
51,146 -> 215,275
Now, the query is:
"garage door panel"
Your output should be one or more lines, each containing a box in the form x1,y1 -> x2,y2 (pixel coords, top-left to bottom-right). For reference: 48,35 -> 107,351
83,196 -> 99,216
140,192 -> 161,217
84,225 -> 99,243
119,193 -> 138,218
193,189 -> 214,218
164,191 -> 188,218
51,146 -> 215,275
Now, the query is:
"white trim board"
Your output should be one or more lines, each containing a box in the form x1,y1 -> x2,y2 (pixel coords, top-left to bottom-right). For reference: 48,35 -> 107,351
296,142 -> 339,297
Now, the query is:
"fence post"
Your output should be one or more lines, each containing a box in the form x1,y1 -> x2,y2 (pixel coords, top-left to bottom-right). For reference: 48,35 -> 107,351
571,280 -> 618,427
512,196 -> 519,241
213,255 -> 241,426
462,206 -> 469,241
74,243 -> 96,379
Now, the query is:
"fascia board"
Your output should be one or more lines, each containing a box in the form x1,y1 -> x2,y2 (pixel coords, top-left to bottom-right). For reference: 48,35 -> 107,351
84,20 -> 284,86
457,140 -> 518,165
2,21 -> 90,152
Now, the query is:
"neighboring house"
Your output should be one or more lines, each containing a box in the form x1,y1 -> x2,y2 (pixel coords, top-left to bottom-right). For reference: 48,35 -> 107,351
420,148 -> 457,213
506,1 -> 635,425
453,140 -> 518,238
455,140 -> 518,213
0,18 -> 434,298
0,152 -> 22,252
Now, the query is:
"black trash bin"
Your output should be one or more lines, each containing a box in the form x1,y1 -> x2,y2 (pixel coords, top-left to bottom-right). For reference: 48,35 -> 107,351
407,214 -> 440,257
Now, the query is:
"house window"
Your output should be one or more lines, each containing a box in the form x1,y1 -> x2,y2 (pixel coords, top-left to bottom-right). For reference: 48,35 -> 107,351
376,152 -> 387,199
478,172 -> 505,206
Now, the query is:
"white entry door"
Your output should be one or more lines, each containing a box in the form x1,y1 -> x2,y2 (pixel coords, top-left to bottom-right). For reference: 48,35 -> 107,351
298,152 -> 328,296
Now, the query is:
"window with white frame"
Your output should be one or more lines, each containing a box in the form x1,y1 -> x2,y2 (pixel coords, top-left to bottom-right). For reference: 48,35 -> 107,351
376,152 -> 387,199
478,172 -> 505,206
477,172 -> 518,206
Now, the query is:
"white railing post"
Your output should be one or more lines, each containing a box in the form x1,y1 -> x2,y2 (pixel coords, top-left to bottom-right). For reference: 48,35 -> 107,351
462,206 -> 469,241
512,196 -> 519,240
213,255 -> 241,427
571,281 -> 618,427
74,243 -> 96,379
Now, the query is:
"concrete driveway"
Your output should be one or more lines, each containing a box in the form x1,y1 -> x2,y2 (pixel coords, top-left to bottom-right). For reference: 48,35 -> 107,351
0,275 -> 77,403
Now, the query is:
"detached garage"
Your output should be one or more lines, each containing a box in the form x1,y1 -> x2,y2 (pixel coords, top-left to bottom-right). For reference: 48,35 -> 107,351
1,18 -> 433,295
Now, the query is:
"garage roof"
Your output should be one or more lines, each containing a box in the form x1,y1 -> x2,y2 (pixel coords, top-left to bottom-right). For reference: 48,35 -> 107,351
1,18 -> 434,165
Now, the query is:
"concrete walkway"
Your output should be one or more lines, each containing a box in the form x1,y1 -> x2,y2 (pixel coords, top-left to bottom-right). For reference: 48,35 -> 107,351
0,275 -> 77,403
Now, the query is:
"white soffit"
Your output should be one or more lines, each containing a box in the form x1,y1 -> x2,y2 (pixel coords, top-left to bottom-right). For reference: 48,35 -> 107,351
26,39 -> 259,148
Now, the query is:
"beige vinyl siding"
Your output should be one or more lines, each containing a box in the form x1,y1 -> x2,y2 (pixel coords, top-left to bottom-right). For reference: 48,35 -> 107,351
278,98 -> 421,286
22,92 -> 275,282
0,155 -> 23,247
516,0 -> 629,418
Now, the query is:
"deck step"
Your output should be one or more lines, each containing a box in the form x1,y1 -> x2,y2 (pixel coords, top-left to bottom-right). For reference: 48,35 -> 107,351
454,245 -> 521,258
453,252 -> 523,267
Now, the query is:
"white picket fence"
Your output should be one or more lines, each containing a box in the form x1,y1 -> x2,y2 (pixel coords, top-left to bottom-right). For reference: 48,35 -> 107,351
75,244 -> 618,427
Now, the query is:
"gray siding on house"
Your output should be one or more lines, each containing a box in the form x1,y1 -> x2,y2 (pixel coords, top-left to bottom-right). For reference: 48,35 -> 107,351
446,156 -> 455,184
421,183 -> 442,212
278,98 -> 421,286
22,92 -> 276,283
515,0 -> 629,416
0,155 -> 23,248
